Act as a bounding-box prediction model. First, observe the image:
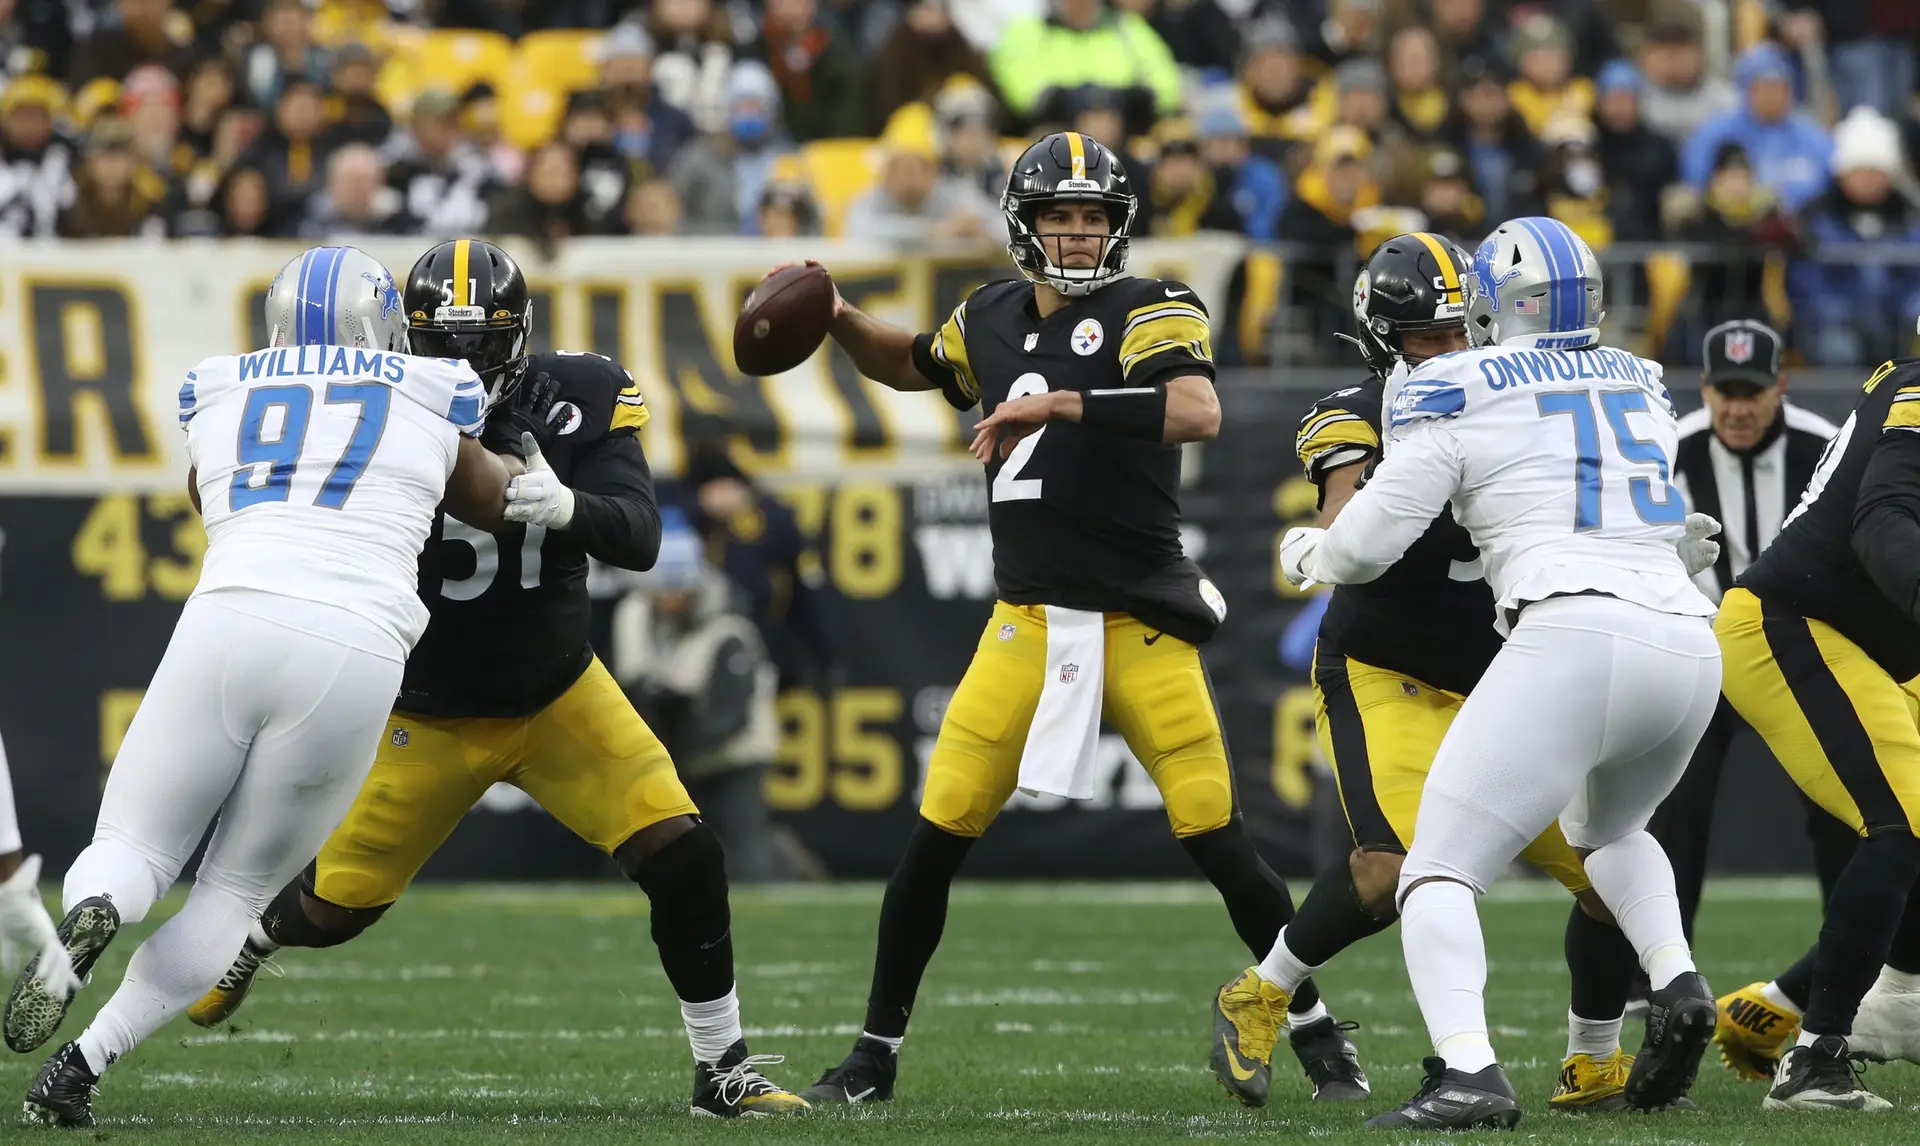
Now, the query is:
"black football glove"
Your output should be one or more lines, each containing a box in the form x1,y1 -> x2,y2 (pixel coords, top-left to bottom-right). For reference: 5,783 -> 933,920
480,370 -> 562,457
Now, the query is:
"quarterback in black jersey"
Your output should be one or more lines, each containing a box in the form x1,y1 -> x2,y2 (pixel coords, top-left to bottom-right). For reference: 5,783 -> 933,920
171,240 -> 806,1118
780,132 -> 1360,1109
1210,234 -> 1643,1112
1716,358 -> 1920,1112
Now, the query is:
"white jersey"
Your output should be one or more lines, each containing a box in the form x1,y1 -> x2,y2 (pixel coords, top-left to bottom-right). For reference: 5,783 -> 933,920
180,346 -> 487,654
1320,344 -> 1713,628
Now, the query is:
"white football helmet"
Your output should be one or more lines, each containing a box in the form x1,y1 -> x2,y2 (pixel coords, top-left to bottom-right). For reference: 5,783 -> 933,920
263,246 -> 408,352
1465,217 -> 1606,350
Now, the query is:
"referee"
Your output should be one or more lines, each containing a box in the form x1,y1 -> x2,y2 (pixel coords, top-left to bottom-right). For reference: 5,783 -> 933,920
1649,319 -> 1855,948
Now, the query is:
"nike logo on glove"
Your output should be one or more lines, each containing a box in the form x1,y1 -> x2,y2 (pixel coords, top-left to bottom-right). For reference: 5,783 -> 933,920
1165,288 -> 1191,297
1221,1034 -> 1259,1081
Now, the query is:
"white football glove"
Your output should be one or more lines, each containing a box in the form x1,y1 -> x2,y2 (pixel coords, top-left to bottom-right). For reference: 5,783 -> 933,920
503,432 -> 576,530
0,856 -> 78,997
1678,511 -> 1722,576
1280,526 -> 1326,589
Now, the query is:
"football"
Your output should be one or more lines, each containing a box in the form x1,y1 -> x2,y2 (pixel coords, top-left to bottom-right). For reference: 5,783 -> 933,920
733,263 -> 836,376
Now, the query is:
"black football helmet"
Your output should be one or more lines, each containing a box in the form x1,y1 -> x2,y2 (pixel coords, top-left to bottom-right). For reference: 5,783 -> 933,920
405,239 -> 533,402
1346,232 -> 1471,378
1002,131 -> 1138,296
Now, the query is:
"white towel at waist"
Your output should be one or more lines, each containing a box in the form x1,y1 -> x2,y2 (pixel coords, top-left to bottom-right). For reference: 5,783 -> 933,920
1015,605 -> 1106,801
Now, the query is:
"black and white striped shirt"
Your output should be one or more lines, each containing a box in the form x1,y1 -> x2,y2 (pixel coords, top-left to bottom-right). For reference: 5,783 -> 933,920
1672,401 -> 1837,603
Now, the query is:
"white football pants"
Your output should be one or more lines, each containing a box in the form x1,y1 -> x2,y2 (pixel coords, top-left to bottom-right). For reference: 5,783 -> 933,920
0,730 -> 20,855
1400,594 -> 1722,894
62,587 -> 402,1069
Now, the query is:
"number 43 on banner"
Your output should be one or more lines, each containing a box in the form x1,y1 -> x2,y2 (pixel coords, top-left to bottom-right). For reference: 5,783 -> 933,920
72,494 -> 205,602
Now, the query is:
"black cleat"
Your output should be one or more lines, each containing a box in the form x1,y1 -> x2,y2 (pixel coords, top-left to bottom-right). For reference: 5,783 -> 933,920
5,897 -> 119,1054
799,1036 -> 898,1105
1291,1016 -> 1370,1102
690,1040 -> 809,1117
1366,1057 -> 1521,1130
1624,971 -> 1717,1110
1763,1036 -> 1892,1111
22,1041 -> 100,1128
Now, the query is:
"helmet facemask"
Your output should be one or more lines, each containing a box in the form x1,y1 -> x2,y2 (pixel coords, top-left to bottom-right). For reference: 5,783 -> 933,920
1003,189 -> 1135,297
409,301 -> 533,405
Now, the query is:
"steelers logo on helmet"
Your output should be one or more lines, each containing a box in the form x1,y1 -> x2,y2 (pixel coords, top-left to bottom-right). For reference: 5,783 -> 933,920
1347,232 -> 1472,379
1001,132 -> 1139,297
404,238 -> 534,404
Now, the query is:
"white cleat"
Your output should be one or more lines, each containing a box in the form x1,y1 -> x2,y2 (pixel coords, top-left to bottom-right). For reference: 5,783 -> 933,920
1847,967 -> 1920,1065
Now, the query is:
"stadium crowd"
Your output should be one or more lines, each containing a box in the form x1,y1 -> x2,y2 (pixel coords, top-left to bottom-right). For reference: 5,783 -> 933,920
0,0 -> 1917,363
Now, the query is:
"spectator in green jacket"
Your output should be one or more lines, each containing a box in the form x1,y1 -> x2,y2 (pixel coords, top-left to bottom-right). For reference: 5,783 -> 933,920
989,0 -> 1182,132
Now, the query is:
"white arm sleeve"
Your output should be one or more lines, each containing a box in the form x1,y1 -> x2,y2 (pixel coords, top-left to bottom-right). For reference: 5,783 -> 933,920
1311,422 -> 1464,585
0,731 -> 20,855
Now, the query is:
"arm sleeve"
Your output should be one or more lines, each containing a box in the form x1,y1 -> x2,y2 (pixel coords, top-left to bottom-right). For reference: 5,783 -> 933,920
1313,421 -> 1463,584
1117,282 -> 1215,389
565,431 -> 664,571
909,297 -> 979,410
1852,426 -> 1920,623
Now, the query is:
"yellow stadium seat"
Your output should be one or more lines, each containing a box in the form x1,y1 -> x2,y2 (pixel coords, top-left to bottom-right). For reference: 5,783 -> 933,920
516,30 -> 604,92
802,138 -> 881,237
1641,250 -> 1691,359
417,29 -> 514,97
501,81 -> 566,151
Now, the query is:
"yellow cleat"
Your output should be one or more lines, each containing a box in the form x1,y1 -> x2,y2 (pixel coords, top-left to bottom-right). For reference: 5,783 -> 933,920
1551,1049 -> 1633,1111
1210,967 -> 1291,1108
186,940 -> 278,1028
692,1045 -> 812,1117
1715,982 -> 1799,1082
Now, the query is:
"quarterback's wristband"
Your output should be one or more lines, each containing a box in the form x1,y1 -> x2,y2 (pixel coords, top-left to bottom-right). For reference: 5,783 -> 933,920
1079,387 -> 1166,441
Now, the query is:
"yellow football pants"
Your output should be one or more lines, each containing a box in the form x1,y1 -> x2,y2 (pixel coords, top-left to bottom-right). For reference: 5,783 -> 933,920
1717,587 -> 1920,836
311,658 -> 699,909
1311,644 -> 1593,893
920,602 -> 1235,839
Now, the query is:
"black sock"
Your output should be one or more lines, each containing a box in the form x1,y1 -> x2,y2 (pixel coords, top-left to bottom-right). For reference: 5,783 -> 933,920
625,822 -> 735,1004
1803,832 -> 1920,1036
863,819 -> 975,1039
1886,875 -> 1920,975
259,878 -> 378,949
1283,861 -> 1394,967
1565,903 -> 1637,1020
1775,945 -> 1819,1012
1179,820 -> 1322,1014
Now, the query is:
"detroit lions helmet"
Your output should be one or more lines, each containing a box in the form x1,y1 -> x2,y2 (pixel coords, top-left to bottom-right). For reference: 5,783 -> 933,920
1465,217 -> 1605,350
264,246 -> 408,353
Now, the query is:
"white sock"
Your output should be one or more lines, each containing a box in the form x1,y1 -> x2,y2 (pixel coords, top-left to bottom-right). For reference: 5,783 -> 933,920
246,920 -> 279,953
1287,998 -> 1330,1027
1580,832 -> 1694,989
60,836 -> 170,926
682,986 -> 743,1064
1566,1009 -> 1623,1058
860,1030 -> 904,1053
1256,926 -> 1321,994
1877,966 -> 1920,994
1401,880 -> 1496,1073
75,880 -> 255,1070
1761,980 -> 1802,1015
1795,1028 -> 1822,1049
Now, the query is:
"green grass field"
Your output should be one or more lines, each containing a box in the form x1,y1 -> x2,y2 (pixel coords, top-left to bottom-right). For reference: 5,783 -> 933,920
4,878 -> 1915,1143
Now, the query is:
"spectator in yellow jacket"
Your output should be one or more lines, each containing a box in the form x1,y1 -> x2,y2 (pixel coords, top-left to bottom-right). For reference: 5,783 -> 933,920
1507,14 -> 1593,137
989,0 -> 1181,132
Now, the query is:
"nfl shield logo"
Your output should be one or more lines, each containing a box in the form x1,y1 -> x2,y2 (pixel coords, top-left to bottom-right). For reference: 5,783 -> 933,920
1724,331 -> 1755,364
391,728 -> 410,747
1024,333 -> 1039,352
998,623 -> 1017,641
1059,663 -> 1079,684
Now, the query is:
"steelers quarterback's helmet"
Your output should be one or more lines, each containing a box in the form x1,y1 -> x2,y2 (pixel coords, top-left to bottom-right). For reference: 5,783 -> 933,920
1347,233 -> 1471,378
405,239 -> 533,402
1002,131 -> 1138,297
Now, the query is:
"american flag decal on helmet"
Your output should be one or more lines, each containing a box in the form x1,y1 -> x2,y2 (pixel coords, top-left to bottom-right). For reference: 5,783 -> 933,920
1514,298 -> 1540,314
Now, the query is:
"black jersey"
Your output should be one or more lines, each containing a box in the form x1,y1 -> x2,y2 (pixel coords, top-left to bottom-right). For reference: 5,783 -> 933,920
1297,376 -> 1501,695
398,350 -> 656,718
910,276 -> 1213,612
1740,359 -> 1920,680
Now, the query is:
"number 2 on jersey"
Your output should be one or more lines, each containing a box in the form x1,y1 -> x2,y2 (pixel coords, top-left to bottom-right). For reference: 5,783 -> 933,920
990,372 -> 1049,503
231,383 -> 392,510
1535,389 -> 1684,529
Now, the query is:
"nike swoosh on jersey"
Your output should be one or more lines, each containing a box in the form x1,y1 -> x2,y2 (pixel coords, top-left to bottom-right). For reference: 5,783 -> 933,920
1144,632 -> 1163,645
1221,1035 -> 1259,1081
1165,288 -> 1191,297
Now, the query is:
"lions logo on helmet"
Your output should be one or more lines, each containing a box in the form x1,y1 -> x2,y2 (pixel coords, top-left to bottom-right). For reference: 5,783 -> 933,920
1001,132 -> 1139,297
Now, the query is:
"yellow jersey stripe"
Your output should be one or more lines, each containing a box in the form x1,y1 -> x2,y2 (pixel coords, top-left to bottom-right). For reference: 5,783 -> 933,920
1866,359 -> 1902,393
1066,132 -> 1086,179
1118,311 -> 1211,380
1298,406 -> 1363,443
934,303 -> 978,403
1123,302 -> 1207,338
611,394 -> 650,432
1411,231 -> 1460,300
1886,400 -> 1920,430
1298,418 -> 1380,468
451,239 -> 471,307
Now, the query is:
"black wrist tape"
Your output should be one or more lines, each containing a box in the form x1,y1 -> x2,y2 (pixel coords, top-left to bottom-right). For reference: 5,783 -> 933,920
1080,386 -> 1166,441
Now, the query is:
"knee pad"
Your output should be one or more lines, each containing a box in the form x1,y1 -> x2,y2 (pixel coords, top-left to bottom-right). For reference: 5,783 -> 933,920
1162,762 -> 1234,838
623,821 -> 730,942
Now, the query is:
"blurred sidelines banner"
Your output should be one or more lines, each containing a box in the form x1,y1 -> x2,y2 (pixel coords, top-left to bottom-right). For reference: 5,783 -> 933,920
0,236 -> 1241,492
